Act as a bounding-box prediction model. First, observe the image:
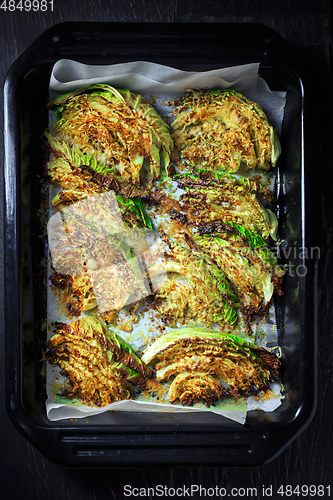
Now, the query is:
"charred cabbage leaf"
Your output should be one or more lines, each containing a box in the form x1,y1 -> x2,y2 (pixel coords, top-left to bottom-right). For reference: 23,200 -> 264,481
45,134 -> 149,206
142,327 -> 279,407
47,316 -> 152,407
171,89 -> 281,175
47,84 -> 173,185
194,222 -> 283,313
147,237 -> 239,327
175,174 -> 278,240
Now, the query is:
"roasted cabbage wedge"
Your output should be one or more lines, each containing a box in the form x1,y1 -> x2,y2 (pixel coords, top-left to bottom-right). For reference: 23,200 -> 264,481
142,327 -> 280,407
49,193 -> 151,317
47,84 -> 173,186
147,236 -> 239,327
171,89 -> 281,175
175,174 -> 278,240
47,316 -> 152,407
45,133 -> 149,206
194,221 -> 283,313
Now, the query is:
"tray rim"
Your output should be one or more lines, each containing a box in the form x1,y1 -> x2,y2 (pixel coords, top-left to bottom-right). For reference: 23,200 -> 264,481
3,21 -> 318,467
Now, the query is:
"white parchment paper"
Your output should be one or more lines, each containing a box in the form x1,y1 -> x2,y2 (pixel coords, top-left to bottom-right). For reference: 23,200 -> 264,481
49,60 -> 285,130
46,60 -> 286,422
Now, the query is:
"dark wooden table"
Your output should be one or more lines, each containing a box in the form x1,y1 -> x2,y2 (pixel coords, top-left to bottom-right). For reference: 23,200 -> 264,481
1,1 -> 332,499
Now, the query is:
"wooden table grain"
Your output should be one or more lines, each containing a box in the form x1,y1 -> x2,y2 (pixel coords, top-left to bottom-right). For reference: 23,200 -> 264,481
1,1 -> 332,498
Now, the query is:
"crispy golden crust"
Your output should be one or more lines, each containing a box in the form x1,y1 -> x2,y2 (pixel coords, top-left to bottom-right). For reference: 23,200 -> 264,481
169,372 -> 224,407
50,272 -> 96,317
47,318 -> 151,407
171,90 -> 276,174
148,334 -> 280,406
49,88 -> 173,185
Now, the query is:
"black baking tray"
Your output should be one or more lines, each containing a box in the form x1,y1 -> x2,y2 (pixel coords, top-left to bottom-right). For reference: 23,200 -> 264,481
4,22 -> 318,467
